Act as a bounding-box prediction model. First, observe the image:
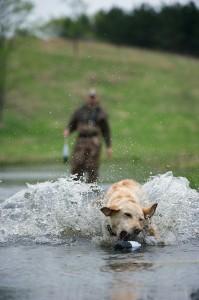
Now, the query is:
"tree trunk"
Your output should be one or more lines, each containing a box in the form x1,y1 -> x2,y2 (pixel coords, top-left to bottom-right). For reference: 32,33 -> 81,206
0,40 -> 8,126
72,38 -> 79,56
0,88 -> 5,126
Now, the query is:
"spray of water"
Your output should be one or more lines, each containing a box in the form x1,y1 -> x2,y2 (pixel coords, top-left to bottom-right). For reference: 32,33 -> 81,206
143,172 -> 199,244
0,172 -> 198,245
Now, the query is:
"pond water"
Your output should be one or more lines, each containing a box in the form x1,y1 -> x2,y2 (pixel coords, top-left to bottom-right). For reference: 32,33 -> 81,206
0,166 -> 199,300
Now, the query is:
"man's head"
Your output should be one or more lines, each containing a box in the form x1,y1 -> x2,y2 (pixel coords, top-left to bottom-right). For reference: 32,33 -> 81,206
87,89 -> 98,106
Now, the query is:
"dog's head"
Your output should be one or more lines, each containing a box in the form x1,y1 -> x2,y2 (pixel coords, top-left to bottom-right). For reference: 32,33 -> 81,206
101,202 -> 157,240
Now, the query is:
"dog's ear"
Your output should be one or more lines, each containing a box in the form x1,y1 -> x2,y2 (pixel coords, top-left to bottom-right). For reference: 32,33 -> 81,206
143,203 -> 158,219
100,206 -> 120,216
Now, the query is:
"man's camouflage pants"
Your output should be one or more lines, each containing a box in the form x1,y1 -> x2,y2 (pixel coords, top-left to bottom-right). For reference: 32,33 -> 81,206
71,136 -> 101,183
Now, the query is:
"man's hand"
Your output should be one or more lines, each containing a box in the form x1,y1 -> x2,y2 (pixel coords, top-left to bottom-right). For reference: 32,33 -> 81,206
106,147 -> 112,159
64,129 -> 70,138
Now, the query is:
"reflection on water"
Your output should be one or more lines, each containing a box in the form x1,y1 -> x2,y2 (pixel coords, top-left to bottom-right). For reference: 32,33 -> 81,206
0,242 -> 199,300
103,254 -> 154,300
0,287 -> 29,300
110,288 -> 138,300
102,258 -> 153,273
190,289 -> 199,300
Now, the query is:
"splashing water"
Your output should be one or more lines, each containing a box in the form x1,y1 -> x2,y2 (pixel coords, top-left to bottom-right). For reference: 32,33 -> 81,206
0,177 -> 104,244
143,172 -> 199,244
0,172 -> 198,245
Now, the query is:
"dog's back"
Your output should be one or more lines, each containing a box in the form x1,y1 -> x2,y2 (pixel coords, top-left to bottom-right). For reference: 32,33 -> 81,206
106,179 -> 142,207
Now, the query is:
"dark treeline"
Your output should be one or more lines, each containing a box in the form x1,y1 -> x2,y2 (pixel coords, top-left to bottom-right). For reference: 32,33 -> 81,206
44,2 -> 199,56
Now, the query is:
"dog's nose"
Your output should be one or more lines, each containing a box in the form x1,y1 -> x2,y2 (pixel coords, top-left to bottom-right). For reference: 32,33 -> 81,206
120,230 -> 129,240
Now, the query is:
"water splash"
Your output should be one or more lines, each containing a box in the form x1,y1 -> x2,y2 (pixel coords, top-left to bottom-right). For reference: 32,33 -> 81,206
143,172 -> 199,244
0,177 -> 104,244
0,172 -> 198,245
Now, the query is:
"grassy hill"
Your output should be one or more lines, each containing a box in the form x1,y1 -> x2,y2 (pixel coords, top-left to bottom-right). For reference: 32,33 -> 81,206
0,38 -> 198,185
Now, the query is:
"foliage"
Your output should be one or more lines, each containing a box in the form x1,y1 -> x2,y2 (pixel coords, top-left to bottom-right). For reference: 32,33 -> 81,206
0,0 -> 33,38
43,15 -> 92,40
42,2 -> 199,57
0,0 -> 33,123
94,2 -> 199,56
64,0 -> 87,19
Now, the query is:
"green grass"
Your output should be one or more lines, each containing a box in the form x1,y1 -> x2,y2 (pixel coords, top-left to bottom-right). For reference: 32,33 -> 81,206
0,38 -> 199,186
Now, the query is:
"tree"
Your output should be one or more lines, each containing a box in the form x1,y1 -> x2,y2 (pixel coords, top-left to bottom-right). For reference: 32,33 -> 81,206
94,8 -> 127,45
93,2 -> 199,56
65,0 -> 87,18
62,0 -> 87,55
0,0 -> 33,125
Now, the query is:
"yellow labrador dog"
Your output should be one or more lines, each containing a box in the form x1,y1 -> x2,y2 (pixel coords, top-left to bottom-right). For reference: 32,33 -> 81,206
101,179 -> 158,241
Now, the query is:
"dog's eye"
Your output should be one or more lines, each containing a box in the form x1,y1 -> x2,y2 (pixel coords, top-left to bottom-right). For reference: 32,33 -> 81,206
139,218 -> 144,222
124,213 -> 132,218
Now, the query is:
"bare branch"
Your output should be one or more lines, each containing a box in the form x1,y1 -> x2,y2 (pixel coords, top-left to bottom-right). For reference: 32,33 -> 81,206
61,0 -> 87,19
0,0 -> 33,37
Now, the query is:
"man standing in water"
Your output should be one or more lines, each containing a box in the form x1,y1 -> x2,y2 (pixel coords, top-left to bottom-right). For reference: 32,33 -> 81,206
64,89 -> 112,183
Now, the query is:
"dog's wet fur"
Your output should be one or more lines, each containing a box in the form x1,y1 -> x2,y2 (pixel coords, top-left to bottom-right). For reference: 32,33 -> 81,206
101,179 -> 158,242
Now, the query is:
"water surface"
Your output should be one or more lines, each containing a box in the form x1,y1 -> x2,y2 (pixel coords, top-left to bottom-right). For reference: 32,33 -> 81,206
0,166 -> 199,300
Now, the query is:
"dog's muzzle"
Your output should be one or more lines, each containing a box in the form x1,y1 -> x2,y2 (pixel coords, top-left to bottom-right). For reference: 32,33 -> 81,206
120,228 -> 142,241
107,225 -> 116,236
119,231 -> 130,240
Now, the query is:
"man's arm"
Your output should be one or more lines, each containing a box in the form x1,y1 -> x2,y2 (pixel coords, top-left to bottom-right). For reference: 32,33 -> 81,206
63,110 -> 78,137
99,117 -> 112,158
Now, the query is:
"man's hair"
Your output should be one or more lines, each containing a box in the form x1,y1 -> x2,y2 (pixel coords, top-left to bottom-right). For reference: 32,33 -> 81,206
88,89 -> 96,97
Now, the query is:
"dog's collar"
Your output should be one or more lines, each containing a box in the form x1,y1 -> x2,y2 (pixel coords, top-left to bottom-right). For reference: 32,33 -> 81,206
107,225 -> 117,236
